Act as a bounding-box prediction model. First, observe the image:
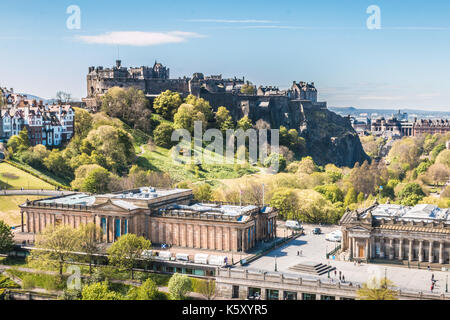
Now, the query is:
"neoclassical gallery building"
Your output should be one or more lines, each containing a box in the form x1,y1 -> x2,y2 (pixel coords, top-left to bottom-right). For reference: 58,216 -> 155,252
340,203 -> 450,265
19,187 -> 277,253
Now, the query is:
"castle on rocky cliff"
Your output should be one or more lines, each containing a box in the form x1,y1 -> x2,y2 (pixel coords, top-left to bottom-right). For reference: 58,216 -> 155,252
83,60 -> 326,130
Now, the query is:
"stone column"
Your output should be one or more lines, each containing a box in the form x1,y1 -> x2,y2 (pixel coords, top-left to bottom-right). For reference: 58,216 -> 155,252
349,236 -> 353,260
439,242 -> 444,265
428,241 -> 434,263
380,238 -> 385,259
409,239 -> 413,261
399,239 -> 404,260
389,238 -> 394,260
418,241 -> 424,262
365,239 -> 369,260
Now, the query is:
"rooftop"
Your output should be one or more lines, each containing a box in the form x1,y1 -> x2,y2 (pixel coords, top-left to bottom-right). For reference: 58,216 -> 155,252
361,203 -> 449,223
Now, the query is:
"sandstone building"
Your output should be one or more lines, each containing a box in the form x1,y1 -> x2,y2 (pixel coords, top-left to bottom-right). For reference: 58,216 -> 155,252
340,203 -> 450,265
19,187 -> 277,253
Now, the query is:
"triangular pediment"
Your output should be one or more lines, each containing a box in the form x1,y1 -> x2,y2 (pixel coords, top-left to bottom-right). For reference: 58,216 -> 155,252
348,225 -> 371,232
92,199 -> 132,212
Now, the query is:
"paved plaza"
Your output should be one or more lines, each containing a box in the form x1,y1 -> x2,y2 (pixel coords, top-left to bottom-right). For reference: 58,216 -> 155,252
245,224 -> 450,295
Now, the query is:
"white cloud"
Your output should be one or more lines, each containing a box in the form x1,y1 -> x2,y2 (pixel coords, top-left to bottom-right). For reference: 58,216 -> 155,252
187,19 -> 276,24
77,31 -> 205,46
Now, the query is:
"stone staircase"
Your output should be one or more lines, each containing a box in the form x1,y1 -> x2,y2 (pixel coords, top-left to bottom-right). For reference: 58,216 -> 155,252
288,261 -> 336,276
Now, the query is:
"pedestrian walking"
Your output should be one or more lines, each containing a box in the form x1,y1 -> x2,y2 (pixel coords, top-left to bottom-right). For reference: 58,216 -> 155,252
342,275 -> 345,282
297,251 -> 299,256
432,274 -> 434,281
427,265 -> 431,271
334,270 -> 337,277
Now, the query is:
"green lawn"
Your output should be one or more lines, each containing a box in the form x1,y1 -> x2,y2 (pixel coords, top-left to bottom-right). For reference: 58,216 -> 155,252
0,163 -> 55,190
0,195 -> 45,226
136,145 -> 258,182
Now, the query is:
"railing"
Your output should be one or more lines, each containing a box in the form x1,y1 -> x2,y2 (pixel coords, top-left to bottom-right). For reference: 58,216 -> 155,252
326,244 -> 341,259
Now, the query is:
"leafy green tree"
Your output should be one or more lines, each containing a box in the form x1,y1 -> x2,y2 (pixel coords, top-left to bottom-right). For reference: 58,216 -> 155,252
173,103 -> 207,134
184,95 -> 213,121
153,123 -> 175,148
44,149 -> 72,179
269,189 -> 299,220
431,143 -> 446,161
263,153 -> 286,172
398,183 -> 425,206
215,106 -> 234,131
107,234 -> 151,280
237,116 -> 253,131
435,149 -> 450,167
7,128 -> 30,154
28,225 -> 80,276
126,279 -> 158,300
77,223 -> 103,274
0,220 -> 14,253
153,90 -> 183,120
357,278 -> 398,300
314,185 -> 344,204
344,187 -> 358,206
297,156 -> 319,174
81,281 -> 122,300
240,83 -> 256,95
82,167 -> 111,194
73,107 -> 93,138
102,87 -> 152,133
168,273 -> 192,300
193,183 -> 212,202
83,125 -> 135,173
195,279 -> 216,300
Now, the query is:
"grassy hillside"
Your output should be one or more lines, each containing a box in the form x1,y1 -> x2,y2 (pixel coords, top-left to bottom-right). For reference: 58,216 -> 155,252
136,144 -> 259,182
0,195 -> 45,226
0,163 -> 55,190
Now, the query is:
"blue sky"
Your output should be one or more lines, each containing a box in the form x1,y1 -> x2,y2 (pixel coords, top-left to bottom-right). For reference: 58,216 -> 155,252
1,0 -> 450,111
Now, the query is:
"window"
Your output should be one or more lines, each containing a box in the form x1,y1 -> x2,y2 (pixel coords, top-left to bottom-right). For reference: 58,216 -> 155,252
266,289 -> 279,300
232,286 -> 239,299
302,293 -> 316,300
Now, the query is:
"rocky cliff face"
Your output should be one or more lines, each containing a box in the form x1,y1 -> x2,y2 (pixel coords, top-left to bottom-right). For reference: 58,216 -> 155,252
299,106 -> 370,167
201,92 -> 370,168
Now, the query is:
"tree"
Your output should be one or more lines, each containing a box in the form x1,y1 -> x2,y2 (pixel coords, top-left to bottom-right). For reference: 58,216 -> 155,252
263,153 -> 286,172
314,185 -> 344,204
77,223 -> 103,274
81,281 -> 122,300
153,90 -> 183,120
82,167 -> 111,193
426,163 -> 450,186
357,278 -> 398,300
168,273 -> 192,300
237,116 -> 252,131
240,83 -> 256,95
196,279 -> 216,300
83,125 -> 135,173
193,183 -> 212,202
173,103 -> 207,134
107,234 -> 151,280
102,87 -> 152,133
73,107 -> 93,138
7,128 -> 30,154
126,278 -> 159,300
44,149 -> 72,179
215,106 -> 234,131
435,149 -> 450,168
56,91 -> 72,104
398,183 -> 425,206
344,187 -> 357,206
184,95 -> 213,121
153,123 -> 175,148
431,143 -> 446,161
28,225 -> 80,276
269,189 -> 299,220
0,220 -> 14,254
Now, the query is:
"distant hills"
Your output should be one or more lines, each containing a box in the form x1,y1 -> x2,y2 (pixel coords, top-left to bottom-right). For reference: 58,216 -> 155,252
330,106 -> 450,120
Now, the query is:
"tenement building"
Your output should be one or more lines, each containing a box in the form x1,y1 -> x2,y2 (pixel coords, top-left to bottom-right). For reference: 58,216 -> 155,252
340,203 -> 450,265
19,187 -> 277,253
